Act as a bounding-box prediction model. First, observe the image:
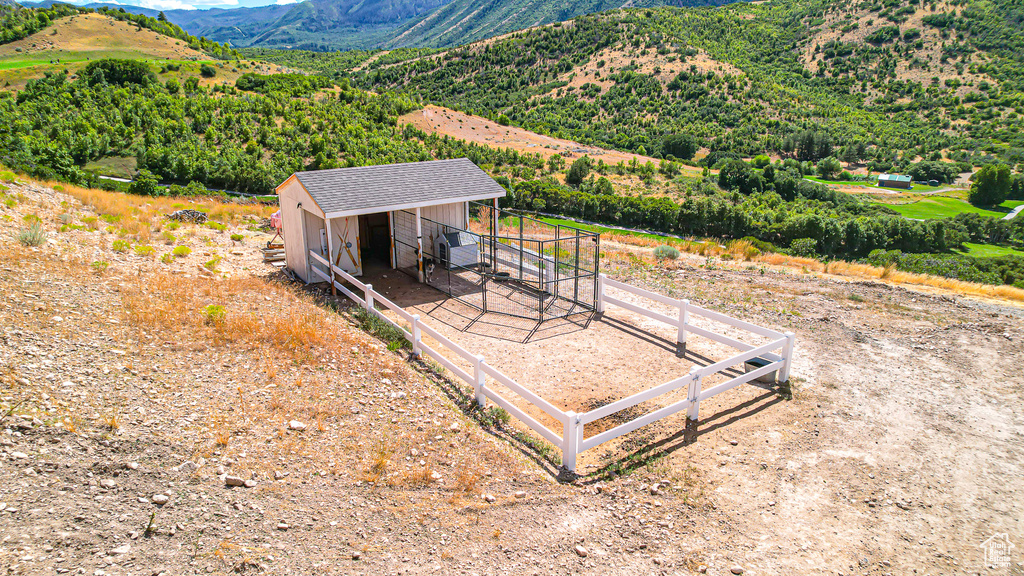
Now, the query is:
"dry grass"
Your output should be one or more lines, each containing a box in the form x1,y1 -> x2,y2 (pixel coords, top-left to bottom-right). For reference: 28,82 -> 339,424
604,232 -> 1024,304
53,182 -> 273,243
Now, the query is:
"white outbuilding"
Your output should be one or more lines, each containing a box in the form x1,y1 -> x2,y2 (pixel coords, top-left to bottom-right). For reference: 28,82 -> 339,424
275,158 -> 507,283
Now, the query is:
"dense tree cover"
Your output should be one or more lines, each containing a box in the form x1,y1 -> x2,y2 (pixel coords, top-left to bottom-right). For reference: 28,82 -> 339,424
497,172 -> 1024,275
0,4 -> 78,45
969,163 -> 1011,205
238,47 -> 440,75
248,0 -> 1022,171
235,73 -> 334,97
84,60 -> 157,87
0,65 -> 545,195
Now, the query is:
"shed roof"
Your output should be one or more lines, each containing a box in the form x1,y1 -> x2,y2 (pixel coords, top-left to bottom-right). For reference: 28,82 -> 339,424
283,158 -> 506,218
878,173 -> 912,183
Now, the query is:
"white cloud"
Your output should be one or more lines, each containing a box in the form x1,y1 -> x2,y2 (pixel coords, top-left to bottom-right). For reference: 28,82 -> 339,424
274,0 -> 298,5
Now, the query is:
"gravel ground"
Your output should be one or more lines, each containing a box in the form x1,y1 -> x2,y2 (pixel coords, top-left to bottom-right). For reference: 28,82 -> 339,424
1,179 -> 1022,576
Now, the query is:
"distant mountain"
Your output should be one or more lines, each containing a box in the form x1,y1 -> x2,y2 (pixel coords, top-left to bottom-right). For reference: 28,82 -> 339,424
387,0 -> 741,48
22,0 -> 748,51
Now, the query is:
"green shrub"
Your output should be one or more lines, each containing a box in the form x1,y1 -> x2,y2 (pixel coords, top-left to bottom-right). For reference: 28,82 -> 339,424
203,304 -> 226,325
16,223 -> 47,247
172,245 -> 191,257
204,256 -> 221,271
790,237 -> 819,257
160,253 -> 175,264
230,233 -> 244,243
654,245 -> 681,260
352,307 -> 409,351
112,239 -> 130,252
0,170 -> 17,183
91,260 -> 109,272
134,245 -> 155,257
206,222 -> 227,232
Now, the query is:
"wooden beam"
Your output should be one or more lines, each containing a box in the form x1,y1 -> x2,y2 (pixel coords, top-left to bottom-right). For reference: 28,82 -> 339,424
415,207 -> 424,283
325,217 -> 336,296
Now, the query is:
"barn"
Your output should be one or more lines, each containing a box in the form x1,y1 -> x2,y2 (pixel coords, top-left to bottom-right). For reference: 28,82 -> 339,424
276,158 -> 506,282
276,158 -> 601,321
877,173 -> 913,189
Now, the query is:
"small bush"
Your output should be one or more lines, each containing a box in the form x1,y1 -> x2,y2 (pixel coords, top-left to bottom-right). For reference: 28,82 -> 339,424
204,256 -> 221,271
172,246 -> 191,257
0,170 -> 17,183
160,253 -> 174,264
166,221 -> 181,231
134,245 -> 155,257
230,233 -> 244,243
112,239 -> 131,252
353,307 -> 409,351
654,245 -> 681,260
204,304 -> 226,325
16,223 -> 47,246
206,222 -> 227,232
23,213 -> 41,223
91,260 -> 109,272
789,238 -> 819,257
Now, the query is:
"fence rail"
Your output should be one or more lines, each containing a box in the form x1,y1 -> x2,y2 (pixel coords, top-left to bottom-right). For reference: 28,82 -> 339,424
311,251 -> 795,472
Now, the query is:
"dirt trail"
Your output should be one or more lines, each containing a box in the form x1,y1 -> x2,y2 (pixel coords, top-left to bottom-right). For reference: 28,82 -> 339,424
400,105 -> 702,176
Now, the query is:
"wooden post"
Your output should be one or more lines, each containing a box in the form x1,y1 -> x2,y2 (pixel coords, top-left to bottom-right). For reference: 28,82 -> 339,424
473,355 -> 486,408
779,332 -> 796,383
411,314 -> 422,357
387,211 -> 396,269
415,207 -> 424,283
325,217 -> 336,296
677,299 -> 689,344
687,366 -> 703,421
562,411 -> 579,473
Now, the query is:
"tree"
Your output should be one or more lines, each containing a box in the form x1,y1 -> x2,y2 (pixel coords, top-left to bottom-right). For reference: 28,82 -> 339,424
661,134 -> 698,160
128,169 -> 161,196
157,11 -> 167,21
200,64 -> 217,78
817,156 -> 842,179
968,164 -> 1011,206
565,156 -> 592,186
908,161 -> 958,184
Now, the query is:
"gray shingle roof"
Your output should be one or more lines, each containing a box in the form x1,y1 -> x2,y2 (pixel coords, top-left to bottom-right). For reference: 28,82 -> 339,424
291,158 -> 506,216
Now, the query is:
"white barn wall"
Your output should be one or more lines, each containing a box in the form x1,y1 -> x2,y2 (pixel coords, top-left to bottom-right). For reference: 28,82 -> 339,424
277,178 -> 324,283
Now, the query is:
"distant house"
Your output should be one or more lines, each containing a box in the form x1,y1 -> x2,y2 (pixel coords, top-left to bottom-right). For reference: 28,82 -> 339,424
878,173 -> 913,189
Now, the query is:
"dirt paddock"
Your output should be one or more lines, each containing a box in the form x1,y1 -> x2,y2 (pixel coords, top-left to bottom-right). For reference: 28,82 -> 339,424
358,264 -> 786,472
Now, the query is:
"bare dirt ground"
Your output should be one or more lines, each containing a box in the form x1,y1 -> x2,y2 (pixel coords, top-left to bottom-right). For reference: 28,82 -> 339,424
2,178 -> 1023,576
399,105 -> 701,176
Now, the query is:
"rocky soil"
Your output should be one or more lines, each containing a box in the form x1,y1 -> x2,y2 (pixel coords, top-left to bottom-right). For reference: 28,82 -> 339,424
1,178 -> 1022,575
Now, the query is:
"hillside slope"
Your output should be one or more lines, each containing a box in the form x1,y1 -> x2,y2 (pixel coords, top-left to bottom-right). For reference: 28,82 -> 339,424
0,11 -> 209,63
344,0 -> 1024,168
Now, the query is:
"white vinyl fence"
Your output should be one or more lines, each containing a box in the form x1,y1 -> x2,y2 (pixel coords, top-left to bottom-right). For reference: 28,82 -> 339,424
311,252 -> 795,472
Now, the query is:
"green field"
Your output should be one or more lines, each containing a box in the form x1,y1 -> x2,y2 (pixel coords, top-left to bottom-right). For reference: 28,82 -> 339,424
805,176 -> 953,194
880,197 -> 1023,220
957,242 -> 1024,258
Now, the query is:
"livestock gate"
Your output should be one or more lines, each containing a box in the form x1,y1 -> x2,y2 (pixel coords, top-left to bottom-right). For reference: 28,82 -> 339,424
392,202 -> 600,321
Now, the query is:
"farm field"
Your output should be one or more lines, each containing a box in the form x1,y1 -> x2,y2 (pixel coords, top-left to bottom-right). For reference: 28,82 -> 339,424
958,242 -> 1024,258
878,196 -> 1024,220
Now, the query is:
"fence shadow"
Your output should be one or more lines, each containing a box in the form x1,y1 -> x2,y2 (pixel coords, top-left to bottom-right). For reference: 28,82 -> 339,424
581,388 -> 785,483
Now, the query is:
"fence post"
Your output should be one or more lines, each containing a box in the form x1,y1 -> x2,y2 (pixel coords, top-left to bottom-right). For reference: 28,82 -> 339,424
410,314 -> 422,357
687,366 -> 703,421
473,355 -> 486,408
779,332 -> 796,383
596,273 -> 606,313
677,299 -> 689,344
562,411 -> 579,473
364,283 -> 374,311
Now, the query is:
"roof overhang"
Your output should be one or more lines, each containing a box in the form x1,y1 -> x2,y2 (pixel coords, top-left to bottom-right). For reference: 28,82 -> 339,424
323,190 -> 505,220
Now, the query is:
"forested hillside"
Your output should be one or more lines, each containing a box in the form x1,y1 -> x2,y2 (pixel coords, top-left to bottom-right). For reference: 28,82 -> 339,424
330,0 -> 1024,172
